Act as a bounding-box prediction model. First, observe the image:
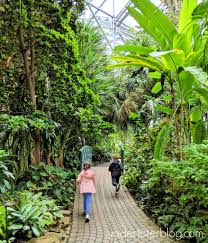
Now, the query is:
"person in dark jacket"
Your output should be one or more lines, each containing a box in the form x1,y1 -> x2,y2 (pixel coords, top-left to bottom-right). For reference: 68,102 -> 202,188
108,154 -> 123,192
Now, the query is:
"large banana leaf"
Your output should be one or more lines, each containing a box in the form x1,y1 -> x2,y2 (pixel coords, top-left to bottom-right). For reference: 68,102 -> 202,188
190,107 -> 201,123
175,0 -> 198,54
173,30 -> 193,55
192,1 -> 208,20
185,48 -> 206,66
129,0 -> 177,50
184,66 -> 208,84
194,87 -> 208,109
111,55 -> 164,71
192,24 -> 202,51
127,8 -> 167,49
150,49 -> 185,71
178,71 -> 195,101
113,45 -> 155,56
178,0 -> 197,33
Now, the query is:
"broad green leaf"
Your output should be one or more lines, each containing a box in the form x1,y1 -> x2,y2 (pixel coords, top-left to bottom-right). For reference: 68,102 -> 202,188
184,66 -> 208,83
151,82 -> 162,93
194,87 -> 208,109
128,7 -> 168,48
113,45 -> 154,55
190,107 -> 201,122
31,226 -> 41,237
149,50 -> 175,57
148,71 -> 161,79
111,55 -> 164,71
192,24 -> 202,50
178,0 -> 197,33
173,31 -> 193,55
186,49 -> 206,66
160,49 -> 185,71
150,49 -> 185,70
155,105 -> 173,115
163,95 -> 172,102
178,71 -> 195,101
192,2 -> 208,20
8,224 -> 23,230
129,0 -> 177,49
23,225 -> 30,231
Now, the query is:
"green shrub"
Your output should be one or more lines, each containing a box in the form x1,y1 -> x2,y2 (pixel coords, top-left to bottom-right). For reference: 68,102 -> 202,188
0,150 -> 16,193
17,163 -> 76,208
0,191 -> 62,239
140,144 -> 208,242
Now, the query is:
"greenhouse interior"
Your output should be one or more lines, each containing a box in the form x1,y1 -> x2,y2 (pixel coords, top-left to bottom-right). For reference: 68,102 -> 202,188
0,0 -> 207,242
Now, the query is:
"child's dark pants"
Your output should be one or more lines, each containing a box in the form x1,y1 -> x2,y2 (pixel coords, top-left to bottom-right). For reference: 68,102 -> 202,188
112,175 -> 120,187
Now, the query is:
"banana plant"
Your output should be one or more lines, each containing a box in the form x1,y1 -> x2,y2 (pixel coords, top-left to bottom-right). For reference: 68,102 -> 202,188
110,0 -> 208,158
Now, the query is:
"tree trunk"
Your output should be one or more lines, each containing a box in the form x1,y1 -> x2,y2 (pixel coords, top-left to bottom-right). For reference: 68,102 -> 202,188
57,142 -> 64,167
34,128 -> 41,164
18,22 -> 41,164
18,24 -> 36,110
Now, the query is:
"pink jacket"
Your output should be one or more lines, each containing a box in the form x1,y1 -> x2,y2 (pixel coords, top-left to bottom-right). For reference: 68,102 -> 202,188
76,169 -> 96,194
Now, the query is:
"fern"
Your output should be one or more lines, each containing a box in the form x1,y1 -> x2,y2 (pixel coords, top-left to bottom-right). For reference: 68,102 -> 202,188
154,122 -> 173,159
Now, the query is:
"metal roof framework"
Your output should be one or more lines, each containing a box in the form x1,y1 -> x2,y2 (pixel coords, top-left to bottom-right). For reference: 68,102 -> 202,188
83,0 -> 186,50
84,0 -> 137,50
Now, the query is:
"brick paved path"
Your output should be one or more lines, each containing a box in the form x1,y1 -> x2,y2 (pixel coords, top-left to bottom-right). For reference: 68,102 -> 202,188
67,164 -> 176,243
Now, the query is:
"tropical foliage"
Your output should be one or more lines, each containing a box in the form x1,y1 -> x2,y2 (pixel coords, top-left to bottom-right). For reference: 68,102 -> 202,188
120,1 -> 208,242
0,0 -> 207,242
111,0 -> 208,159
0,191 -> 62,239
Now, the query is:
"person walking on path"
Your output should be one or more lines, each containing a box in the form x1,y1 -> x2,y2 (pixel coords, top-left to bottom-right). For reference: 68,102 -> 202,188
76,161 -> 96,222
108,154 -> 123,193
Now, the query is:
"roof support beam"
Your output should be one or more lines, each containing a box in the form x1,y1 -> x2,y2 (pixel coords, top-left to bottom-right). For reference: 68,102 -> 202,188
87,4 -> 113,50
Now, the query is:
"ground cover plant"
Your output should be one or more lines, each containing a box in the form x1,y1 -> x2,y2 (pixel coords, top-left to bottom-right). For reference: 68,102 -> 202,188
18,163 -> 76,208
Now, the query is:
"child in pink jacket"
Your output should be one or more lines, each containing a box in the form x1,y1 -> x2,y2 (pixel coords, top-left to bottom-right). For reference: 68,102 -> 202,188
76,161 -> 96,222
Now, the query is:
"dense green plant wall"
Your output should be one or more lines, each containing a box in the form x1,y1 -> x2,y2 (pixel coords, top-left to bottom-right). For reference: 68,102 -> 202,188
0,1 -> 113,168
0,3 -> 116,240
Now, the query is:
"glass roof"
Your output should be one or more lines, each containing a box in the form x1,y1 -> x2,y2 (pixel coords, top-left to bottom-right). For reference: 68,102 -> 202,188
83,0 -> 202,50
82,0 -> 161,50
